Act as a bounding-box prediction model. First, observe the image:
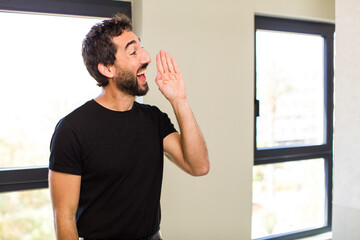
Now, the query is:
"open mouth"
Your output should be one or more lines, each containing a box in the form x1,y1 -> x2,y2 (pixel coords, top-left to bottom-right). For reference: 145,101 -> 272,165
136,69 -> 146,77
136,64 -> 148,84
136,64 -> 148,78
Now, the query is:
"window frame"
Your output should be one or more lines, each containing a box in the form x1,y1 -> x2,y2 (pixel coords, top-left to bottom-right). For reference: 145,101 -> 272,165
0,0 -> 131,193
254,16 -> 334,240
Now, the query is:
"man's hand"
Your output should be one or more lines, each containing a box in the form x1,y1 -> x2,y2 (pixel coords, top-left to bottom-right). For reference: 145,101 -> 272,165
156,50 -> 209,176
155,50 -> 186,103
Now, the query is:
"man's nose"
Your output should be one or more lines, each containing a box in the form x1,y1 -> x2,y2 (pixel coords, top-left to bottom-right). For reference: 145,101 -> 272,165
141,49 -> 151,64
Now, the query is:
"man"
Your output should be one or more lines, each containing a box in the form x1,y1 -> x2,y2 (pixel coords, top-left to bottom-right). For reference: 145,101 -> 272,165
49,13 -> 209,240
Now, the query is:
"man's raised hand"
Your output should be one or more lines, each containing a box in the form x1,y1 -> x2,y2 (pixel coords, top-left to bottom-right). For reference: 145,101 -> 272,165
155,50 -> 187,103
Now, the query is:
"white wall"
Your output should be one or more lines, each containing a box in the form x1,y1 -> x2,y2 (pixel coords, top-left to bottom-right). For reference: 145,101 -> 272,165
131,0 -> 335,239
255,0 -> 334,21
333,0 -> 360,239
142,1 -> 254,239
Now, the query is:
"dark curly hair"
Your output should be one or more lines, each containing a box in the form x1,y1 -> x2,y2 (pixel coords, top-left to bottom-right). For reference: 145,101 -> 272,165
82,13 -> 132,87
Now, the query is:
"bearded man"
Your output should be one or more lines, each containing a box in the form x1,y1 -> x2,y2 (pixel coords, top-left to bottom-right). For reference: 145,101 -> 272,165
49,13 -> 209,240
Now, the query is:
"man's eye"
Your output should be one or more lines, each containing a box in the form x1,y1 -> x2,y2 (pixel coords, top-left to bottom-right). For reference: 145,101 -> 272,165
130,50 -> 137,55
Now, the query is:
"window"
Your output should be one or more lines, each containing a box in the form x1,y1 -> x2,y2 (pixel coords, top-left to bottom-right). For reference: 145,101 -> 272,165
253,16 -> 334,240
0,1 -> 131,238
0,189 -> 54,239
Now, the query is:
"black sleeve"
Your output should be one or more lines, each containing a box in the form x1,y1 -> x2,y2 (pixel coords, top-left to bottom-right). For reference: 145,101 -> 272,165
158,109 -> 177,139
49,118 -> 82,175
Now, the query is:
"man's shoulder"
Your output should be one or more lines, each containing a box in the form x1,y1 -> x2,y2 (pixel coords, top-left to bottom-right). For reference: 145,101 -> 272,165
64,100 -> 96,120
56,100 -> 96,130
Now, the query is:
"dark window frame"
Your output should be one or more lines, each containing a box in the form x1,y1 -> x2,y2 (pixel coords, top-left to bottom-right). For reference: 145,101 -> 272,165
0,0 -> 131,193
254,16 -> 334,240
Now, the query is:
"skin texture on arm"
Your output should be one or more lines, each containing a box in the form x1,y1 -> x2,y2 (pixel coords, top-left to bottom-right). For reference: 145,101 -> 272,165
156,50 -> 209,176
49,170 -> 81,240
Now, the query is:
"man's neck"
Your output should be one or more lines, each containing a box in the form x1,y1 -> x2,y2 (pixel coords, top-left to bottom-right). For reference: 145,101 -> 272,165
94,87 -> 136,112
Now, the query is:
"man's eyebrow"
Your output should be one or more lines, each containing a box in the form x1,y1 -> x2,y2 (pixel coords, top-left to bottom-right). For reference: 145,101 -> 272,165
125,40 -> 137,50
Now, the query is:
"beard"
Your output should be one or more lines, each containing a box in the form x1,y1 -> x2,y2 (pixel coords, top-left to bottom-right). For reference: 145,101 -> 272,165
114,66 -> 149,96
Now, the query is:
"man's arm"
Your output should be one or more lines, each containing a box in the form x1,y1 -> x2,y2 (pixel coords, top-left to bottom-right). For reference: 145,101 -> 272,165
156,50 -> 209,176
49,170 -> 81,240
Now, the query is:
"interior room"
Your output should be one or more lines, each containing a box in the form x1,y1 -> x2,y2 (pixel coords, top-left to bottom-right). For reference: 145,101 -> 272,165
0,0 -> 359,239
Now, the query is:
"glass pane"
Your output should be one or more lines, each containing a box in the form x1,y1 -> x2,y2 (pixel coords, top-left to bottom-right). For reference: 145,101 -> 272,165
252,159 -> 326,239
0,189 -> 55,239
0,12 -> 103,168
256,30 -> 325,149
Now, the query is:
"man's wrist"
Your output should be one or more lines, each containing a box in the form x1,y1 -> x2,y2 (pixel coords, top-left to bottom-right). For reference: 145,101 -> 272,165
169,98 -> 189,110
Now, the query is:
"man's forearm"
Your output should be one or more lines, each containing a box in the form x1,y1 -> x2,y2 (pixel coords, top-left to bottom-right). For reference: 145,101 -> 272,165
54,215 -> 79,240
155,50 -> 209,175
170,99 -> 209,176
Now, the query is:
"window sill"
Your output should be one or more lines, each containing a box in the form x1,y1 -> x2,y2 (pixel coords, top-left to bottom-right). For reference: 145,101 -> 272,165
296,232 -> 332,240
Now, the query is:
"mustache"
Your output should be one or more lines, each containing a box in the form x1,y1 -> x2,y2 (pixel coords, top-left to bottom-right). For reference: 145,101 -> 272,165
137,63 -> 148,73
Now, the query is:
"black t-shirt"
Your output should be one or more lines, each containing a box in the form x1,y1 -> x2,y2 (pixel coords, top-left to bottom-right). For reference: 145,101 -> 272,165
49,100 -> 177,239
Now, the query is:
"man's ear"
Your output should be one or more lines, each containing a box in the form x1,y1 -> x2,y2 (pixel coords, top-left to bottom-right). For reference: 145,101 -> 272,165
98,63 -> 115,78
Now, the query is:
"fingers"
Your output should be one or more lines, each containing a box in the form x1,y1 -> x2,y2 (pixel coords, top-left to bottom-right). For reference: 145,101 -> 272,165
156,53 -> 164,73
160,50 -> 169,72
171,57 -> 180,73
165,52 -> 175,73
156,50 -> 178,73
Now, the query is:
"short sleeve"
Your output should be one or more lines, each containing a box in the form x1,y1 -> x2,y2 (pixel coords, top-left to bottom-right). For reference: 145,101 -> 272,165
49,118 -> 82,175
159,110 -> 177,139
